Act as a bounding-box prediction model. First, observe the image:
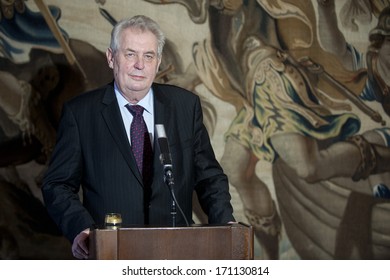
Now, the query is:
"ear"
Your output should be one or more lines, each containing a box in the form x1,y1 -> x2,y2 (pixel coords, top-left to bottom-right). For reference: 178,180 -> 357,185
106,48 -> 114,69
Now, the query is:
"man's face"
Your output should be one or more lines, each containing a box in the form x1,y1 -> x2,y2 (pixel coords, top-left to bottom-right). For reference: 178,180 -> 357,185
106,28 -> 161,103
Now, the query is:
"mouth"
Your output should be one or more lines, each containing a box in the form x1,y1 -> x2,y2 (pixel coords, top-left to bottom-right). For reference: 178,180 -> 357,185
130,74 -> 145,81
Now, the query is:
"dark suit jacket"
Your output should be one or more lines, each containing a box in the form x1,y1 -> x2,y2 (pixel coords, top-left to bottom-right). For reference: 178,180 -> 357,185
42,82 -> 234,241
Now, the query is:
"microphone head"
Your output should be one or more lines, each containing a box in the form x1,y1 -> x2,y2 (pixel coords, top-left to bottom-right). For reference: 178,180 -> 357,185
155,124 -> 174,187
155,124 -> 172,166
155,124 -> 167,138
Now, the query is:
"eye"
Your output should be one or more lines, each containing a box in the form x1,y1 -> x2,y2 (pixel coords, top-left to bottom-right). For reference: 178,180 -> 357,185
144,54 -> 155,61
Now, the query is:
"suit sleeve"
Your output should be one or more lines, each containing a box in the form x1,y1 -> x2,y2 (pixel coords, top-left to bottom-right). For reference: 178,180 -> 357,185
41,103 -> 95,242
192,96 -> 235,224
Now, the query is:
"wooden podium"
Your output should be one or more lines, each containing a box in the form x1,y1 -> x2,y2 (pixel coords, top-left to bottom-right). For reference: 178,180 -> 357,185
89,223 -> 253,259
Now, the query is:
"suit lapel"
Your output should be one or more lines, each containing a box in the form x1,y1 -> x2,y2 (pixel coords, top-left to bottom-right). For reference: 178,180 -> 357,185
153,84 -> 174,141
100,85 -> 143,185
153,84 -> 175,182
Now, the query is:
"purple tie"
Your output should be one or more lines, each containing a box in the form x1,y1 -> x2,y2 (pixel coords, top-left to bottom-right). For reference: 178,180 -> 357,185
126,104 -> 153,185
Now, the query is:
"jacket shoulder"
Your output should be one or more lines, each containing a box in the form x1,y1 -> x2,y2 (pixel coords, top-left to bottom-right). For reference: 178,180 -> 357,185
66,83 -> 114,107
153,83 -> 198,100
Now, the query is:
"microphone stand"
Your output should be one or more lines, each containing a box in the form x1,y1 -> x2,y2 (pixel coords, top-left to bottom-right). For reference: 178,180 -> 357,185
155,124 -> 189,227
164,167 -> 176,227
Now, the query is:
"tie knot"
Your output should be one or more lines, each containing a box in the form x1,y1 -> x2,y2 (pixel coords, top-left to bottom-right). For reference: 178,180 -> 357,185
126,104 -> 144,117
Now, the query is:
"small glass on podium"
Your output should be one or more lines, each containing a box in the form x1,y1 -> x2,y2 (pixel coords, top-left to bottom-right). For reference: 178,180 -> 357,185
104,213 -> 122,229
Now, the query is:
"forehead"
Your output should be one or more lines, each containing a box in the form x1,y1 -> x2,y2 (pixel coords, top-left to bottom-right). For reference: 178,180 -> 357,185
119,28 -> 158,52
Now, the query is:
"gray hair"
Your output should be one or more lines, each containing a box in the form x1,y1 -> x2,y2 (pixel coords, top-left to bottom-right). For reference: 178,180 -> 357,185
109,15 -> 166,57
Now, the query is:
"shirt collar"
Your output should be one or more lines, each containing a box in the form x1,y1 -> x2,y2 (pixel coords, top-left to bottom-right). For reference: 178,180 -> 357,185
114,82 -> 153,114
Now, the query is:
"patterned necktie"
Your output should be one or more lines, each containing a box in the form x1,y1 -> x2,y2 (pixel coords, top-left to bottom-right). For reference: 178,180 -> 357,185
126,104 -> 153,185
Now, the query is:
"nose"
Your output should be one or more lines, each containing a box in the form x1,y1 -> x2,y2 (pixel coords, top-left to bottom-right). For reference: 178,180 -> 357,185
134,55 -> 145,70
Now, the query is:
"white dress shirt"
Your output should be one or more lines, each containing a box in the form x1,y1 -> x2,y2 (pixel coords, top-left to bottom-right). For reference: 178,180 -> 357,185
114,83 -> 154,147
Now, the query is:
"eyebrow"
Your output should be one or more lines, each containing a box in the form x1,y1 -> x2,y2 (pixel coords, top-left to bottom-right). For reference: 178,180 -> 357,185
125,48 -> 157,55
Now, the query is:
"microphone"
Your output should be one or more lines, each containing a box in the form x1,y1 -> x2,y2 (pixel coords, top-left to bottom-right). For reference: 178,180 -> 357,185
155,124 -> 189,227
155,124 -> 173,172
